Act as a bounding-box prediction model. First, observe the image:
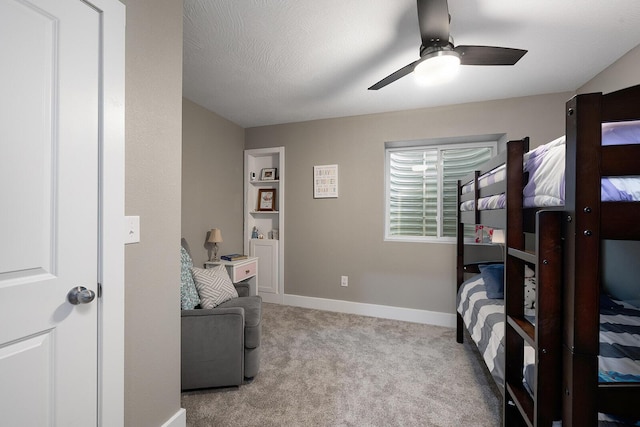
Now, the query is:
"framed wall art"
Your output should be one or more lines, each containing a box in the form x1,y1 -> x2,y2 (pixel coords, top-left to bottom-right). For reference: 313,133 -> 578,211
313,164 -> 338,198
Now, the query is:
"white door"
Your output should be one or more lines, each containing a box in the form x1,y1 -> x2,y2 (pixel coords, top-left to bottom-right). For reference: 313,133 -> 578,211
0,0 -> 100,426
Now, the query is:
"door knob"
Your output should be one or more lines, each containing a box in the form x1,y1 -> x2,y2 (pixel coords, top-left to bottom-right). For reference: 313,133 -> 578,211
67,286 -> 96,305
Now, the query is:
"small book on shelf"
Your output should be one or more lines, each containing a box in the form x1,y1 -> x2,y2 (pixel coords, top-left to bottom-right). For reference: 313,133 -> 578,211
221,254 -> 248,261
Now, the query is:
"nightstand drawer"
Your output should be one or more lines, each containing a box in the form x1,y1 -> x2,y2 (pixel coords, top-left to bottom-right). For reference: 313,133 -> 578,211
232,259 -> 257,282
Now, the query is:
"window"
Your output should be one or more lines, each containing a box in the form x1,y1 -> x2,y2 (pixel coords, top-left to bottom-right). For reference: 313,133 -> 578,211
385,139 -> 496,242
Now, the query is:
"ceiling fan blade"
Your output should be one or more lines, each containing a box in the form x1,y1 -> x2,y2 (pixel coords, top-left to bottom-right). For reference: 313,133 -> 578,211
368,60 -> 420,90
417,0 -> 450,48
455,45 -> 527,66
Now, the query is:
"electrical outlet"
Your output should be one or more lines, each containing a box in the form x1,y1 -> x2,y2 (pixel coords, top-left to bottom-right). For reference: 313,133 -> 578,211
341,276 -> 348,287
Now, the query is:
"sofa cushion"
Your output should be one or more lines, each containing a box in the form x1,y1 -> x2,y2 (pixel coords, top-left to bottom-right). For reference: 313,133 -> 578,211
217,295 -> 262,349
180,246 -> 200,310
191,265 -> 238,309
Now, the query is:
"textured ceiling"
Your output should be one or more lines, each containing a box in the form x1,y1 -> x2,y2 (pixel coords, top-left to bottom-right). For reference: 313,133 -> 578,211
183,0 -> 640,128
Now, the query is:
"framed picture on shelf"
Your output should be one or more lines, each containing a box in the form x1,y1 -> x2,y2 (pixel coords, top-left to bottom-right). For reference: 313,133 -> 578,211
257,188 -> 276,211
260,167 -> 277,180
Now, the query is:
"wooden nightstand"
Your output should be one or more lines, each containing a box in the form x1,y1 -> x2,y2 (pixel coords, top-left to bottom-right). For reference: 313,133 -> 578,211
204,257 -> 259,296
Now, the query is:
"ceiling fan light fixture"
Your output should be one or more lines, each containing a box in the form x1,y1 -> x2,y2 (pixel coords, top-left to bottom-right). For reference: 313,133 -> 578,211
413,49 -> 461,86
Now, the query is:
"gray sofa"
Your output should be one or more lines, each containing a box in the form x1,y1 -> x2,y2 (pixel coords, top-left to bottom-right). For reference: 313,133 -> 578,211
181,240 -> 262,390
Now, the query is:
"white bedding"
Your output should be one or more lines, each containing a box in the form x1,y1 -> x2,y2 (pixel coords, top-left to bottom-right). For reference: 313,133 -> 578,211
461,164 -> 506,195
460,121 -> 640,212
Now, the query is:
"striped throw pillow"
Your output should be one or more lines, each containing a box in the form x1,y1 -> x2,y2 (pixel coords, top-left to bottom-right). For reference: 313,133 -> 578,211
190,265 -> 238,309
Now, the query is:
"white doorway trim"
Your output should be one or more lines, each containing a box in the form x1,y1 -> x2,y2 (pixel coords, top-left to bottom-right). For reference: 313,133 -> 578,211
90,0 -> 125,425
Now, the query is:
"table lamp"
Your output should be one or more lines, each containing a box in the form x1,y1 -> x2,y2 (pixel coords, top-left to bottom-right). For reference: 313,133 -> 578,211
207,228 -> 223,261
491,229 -> 505,261
491,229 -> 505,245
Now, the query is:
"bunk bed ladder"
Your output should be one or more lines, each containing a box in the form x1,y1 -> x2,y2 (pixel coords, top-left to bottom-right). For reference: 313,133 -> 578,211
504,210 -> 563,426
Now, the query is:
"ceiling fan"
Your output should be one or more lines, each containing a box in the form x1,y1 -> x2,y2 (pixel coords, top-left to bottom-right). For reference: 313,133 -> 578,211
368,0 -> 527,90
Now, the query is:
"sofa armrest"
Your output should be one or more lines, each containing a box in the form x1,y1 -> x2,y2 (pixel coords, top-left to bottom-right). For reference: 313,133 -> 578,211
181,307 -> 245,389
234,282 -> 250,297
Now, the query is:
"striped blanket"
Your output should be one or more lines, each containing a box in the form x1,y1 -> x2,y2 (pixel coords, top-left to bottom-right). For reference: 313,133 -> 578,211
456,275 -> 506,389
458,275 -> 640,395
598,296 -> 640,383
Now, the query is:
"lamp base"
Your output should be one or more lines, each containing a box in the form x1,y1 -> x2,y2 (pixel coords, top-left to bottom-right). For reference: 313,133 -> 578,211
212,243 -> 220,261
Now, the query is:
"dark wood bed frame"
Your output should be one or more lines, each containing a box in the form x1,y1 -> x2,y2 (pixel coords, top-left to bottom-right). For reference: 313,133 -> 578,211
456,84 -> 640,426
456,137 -> 528,343
562,84 -> 640,426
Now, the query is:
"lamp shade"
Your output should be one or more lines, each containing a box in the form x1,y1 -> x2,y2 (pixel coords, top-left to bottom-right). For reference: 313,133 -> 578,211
207,228 -> 223,243
491,229 -> 505,245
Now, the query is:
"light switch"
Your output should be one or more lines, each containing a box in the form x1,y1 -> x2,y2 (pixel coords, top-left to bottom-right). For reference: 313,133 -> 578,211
125,216 -> 140,244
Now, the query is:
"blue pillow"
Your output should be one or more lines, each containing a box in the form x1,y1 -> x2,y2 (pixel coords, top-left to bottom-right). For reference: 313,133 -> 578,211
480,264 -> 504,299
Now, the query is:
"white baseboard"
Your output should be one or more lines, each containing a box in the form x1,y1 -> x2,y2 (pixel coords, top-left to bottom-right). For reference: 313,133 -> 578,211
259,292 -> 283,304
282,294 -> 455,328
162,408 -> 186,427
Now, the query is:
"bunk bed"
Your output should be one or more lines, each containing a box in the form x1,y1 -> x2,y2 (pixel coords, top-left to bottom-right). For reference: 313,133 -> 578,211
562,85 -> 640,427
455,137 -> 529,390
456,84 -> 640,427
456,136 -> 565,425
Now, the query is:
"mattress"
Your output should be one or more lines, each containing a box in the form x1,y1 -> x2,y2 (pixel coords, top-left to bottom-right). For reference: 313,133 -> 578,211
460,120 -> 640,212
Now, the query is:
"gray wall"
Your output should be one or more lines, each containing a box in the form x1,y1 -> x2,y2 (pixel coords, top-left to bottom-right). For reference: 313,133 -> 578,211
579,44 -> 640,95
122,0 -> 183,426
245,92 -> 571,314
182,99 -> 245,268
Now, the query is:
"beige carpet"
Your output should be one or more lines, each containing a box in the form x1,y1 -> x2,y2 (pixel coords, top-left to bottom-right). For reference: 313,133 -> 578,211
181,303 -> 501,426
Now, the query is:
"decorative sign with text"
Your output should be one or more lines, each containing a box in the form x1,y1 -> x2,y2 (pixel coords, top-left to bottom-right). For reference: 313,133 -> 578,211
313,164 -> 338,198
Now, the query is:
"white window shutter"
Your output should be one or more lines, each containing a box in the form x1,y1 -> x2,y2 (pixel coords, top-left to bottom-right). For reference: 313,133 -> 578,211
388,145 -> 493,239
